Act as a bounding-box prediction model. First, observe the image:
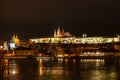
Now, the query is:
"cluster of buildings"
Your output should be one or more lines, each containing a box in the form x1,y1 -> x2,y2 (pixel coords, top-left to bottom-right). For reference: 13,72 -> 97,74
0,35 -> 20,51
0,27 -> 120,52
0,27 -> 119,58
1,34 -> 28,51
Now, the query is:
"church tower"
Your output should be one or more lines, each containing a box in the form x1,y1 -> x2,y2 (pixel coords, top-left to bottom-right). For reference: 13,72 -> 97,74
57,26 -> 61,37
13,34 -> 20,46
54,26 -> 66,37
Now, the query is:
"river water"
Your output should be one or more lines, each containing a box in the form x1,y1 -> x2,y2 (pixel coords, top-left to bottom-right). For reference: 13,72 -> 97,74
1,57 -> 120,80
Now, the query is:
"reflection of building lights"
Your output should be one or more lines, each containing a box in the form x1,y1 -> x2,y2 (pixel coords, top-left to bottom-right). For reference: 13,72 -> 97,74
39,67 -> 43,75
4,69 -> 9,77
4,59 -> 8,66
64,59 -> 68,63
73,59 -> 76,63
39,59 -> 43,75
96,59 -> 104,67
39,59 -> 42,65
4,60 -> 19,77
109,72 -> 117,79
7,68 -> 19,75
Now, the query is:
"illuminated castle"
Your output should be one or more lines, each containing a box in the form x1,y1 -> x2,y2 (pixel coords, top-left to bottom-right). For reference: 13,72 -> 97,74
30,27 -> 120,44
54,27 -> 71,37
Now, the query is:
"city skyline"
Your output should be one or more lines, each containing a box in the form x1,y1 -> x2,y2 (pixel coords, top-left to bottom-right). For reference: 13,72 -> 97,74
0,25 -> 119,41
1,0 -> 120,41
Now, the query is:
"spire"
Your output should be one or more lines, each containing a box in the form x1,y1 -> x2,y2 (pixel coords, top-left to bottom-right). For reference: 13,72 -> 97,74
14,34 -> 20,46
57,26 -> 62,37
13,34 -> 16,43
57,26 -> 61,35
15,34 -> 18,39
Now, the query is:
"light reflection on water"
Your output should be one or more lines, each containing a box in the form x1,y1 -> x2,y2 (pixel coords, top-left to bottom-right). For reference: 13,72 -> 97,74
1,57 -> 120,80
4,60 -> 19,80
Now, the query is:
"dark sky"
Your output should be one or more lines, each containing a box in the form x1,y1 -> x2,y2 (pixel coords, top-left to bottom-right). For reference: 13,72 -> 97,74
1,0 -> 120,41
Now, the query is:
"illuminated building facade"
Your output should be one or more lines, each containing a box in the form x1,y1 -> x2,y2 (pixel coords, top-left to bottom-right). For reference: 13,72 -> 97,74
30,37 -> 120,44
30,27 -> 120,44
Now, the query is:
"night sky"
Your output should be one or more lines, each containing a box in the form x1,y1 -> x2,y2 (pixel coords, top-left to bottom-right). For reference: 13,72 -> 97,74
1,0 -> 120,41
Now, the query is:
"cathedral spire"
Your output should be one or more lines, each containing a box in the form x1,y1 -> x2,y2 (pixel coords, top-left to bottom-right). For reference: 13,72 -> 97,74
57,26 -> 61,36
54,26 -> 71,37
15,34 -> 18,39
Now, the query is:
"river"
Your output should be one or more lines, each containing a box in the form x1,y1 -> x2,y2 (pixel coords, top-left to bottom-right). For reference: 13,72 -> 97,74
1,55 -> 120,80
